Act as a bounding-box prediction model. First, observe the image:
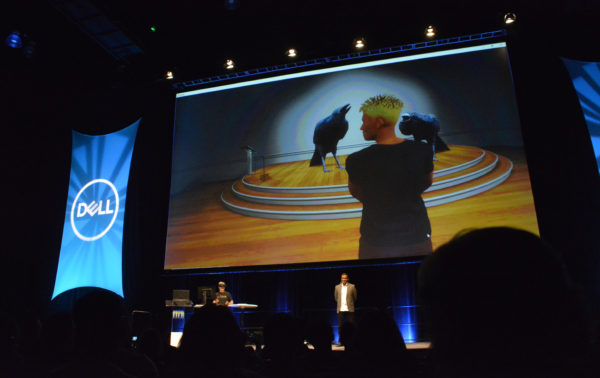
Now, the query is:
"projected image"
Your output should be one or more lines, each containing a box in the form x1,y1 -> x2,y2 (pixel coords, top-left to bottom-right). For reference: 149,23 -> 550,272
166,43 -> 539,269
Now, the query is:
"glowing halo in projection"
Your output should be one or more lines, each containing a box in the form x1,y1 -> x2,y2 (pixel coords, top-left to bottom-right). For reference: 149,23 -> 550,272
70,179 -> 120,242
272,71 -> 434,152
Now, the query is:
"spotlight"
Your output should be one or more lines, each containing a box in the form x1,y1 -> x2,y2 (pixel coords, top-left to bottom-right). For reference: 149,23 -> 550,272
354,38 -> 365,49
224,0 -> 240,11
165,71 -> 174,80
5,31 -> 23,49
286,48 -> 297,58
225,59 -> 235,70
150,26 -> 157,32
504,12 -> 517,24
425,25 -> 436,38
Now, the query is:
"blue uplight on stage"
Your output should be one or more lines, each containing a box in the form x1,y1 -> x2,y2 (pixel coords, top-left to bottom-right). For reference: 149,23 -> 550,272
52,119 -> 140,299
5,31 -> 23,48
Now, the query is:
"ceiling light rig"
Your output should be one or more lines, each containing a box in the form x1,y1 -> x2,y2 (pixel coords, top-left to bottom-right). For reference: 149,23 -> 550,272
504,12 -> 517,24
225,59 -> 235,70
425,25 -> 436,38
354,37 -> 366,49
286,48 -> 297,58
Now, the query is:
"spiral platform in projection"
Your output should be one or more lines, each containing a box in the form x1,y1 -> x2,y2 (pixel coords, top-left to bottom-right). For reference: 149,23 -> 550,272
221,145 -> 513,220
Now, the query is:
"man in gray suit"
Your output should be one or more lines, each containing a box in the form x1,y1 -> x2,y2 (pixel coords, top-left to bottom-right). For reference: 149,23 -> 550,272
334,273 -> 357,344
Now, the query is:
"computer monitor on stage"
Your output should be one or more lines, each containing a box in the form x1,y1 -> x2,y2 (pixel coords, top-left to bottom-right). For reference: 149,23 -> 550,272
171,289 -> 193,306
172,289 -> 190,300
197,286 -> 214,305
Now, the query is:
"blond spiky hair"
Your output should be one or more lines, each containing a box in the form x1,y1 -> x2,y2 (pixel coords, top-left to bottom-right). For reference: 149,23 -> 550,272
359,94 -> 404,126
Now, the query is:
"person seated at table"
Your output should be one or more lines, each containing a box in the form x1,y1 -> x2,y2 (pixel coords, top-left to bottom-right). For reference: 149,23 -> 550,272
213,281 -> 234,306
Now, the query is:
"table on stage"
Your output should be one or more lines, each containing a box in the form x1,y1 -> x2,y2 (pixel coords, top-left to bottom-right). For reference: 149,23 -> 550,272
193,303 -> 258,310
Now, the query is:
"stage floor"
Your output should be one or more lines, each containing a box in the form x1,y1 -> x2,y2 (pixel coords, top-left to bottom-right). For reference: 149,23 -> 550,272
165,147 -> 538,269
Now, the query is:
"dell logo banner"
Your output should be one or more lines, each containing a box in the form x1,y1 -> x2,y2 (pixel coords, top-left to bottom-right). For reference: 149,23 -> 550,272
52,119 -> 140,300
70,179 -> 120,242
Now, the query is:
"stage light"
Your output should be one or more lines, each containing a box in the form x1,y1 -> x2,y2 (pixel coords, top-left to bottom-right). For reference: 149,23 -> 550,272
354,38 -> 365,49
224,0 -> 240,11
286,48 -> 297,58
5,31 -> 23,48
225,59 -> 235,70
425,25 -> 436,38
150,26 -> 157,32
165,71 -> 174,80
504,12 -> 516,24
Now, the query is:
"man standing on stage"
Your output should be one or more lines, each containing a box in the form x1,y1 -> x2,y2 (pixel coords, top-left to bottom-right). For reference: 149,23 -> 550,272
346,94 -> 434,259
213,281 -> 234,306
334,273 -> 357,344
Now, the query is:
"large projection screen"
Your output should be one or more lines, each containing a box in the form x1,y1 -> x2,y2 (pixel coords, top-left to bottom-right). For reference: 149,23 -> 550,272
165,42 -> 539,270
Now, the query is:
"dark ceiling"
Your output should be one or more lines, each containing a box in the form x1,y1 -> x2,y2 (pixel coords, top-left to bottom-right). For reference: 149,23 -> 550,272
2,0 -> 600,89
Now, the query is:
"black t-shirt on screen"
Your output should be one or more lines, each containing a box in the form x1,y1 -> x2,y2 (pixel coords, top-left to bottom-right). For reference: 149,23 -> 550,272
346,140 -> 433,246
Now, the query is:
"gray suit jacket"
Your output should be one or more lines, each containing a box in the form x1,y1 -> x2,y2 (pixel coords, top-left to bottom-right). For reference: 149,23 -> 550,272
334,283 -> 357,313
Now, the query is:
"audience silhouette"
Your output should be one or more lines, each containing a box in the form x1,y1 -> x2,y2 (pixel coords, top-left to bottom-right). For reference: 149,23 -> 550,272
418,227 -> 592,378
355,309 -> 416,376
261,312 -> 308,377
170,302 -> 257,378
6,226 -> 598,378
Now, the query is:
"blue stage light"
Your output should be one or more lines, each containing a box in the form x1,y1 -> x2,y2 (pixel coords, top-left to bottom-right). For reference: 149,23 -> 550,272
224,0 -> 240,11
5,31 -> 23,49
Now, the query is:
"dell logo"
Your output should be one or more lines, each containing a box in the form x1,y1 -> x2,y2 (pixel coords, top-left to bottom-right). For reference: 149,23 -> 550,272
76,200 -> 115,218
70,179 -> 120,242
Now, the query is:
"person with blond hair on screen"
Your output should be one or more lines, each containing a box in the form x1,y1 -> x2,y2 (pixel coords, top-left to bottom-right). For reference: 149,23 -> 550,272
346,94 -> 434,259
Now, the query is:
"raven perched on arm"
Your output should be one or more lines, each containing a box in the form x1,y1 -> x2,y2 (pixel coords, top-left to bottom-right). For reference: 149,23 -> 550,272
399,112 -> 449,160
309,104 -> 351,172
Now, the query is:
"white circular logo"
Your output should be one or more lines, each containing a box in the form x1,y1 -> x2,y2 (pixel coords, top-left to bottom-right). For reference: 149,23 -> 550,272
70,179 -> 120,242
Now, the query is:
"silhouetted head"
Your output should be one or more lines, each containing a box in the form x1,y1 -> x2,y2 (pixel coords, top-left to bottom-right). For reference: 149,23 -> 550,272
263,313 -> 303,360
72,290 -> 125,356
419,227 -> 589,377
353,310 -> 407,360
179,304 -> 244,366
137,327 -> 165,365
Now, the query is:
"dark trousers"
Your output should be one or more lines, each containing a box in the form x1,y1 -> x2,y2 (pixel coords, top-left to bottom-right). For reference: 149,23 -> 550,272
337,311 -> 355,344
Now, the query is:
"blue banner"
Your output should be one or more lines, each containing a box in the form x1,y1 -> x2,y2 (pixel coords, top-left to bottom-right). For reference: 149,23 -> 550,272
52,119 -> 140,299
562,58 -> 600,173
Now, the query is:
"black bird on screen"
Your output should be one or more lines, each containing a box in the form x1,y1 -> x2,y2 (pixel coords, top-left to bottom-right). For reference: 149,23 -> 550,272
309,104 -> 351,172
399,112 -> 450,160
